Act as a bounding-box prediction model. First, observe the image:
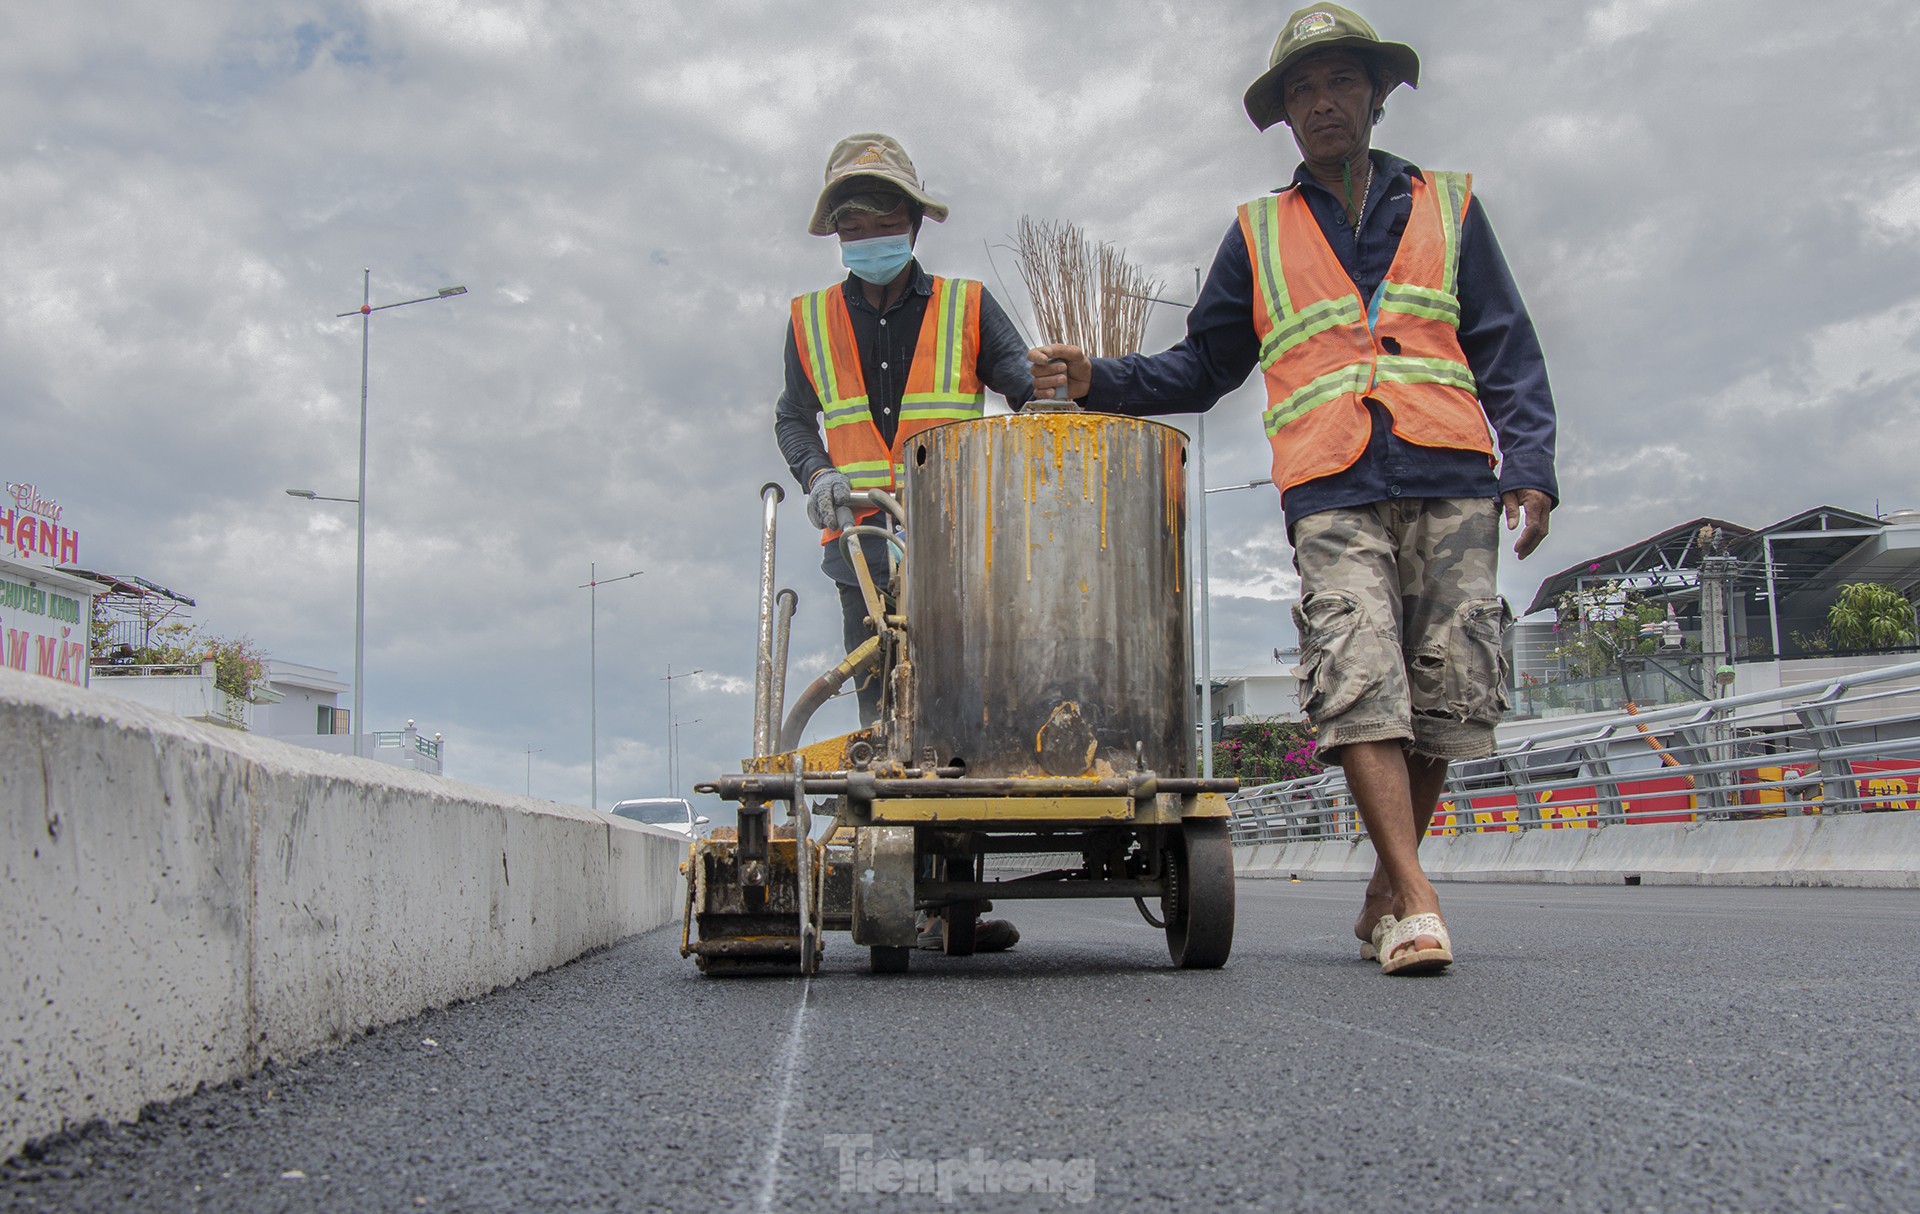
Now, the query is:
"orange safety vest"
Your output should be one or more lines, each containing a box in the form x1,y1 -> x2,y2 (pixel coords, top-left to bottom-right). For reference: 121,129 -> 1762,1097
1237,170 -> 1494,495
791,276 -> 986,542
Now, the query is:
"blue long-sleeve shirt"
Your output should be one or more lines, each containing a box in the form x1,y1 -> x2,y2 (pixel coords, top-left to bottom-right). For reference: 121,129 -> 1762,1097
1085,150 -> 1558,528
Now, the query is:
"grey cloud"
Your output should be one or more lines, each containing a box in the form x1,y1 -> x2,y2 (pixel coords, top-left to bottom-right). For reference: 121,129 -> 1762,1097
7,0 -> 1918,804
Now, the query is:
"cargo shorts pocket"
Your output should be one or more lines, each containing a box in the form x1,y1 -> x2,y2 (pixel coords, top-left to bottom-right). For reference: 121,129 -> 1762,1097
1443,597 -> 1513,725
1290,591 -> 1378,721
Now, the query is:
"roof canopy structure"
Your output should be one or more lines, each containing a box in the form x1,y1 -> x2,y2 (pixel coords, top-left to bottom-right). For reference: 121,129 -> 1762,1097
70,569 -> 198,654
1526,516 -> 1751,616
1525,504 -> 1920,660
67,570 -> 196,607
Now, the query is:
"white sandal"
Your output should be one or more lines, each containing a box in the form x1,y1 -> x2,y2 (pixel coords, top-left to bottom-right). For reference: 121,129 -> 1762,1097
1359,913 -> 1396,962
1379,912 -> 1453,976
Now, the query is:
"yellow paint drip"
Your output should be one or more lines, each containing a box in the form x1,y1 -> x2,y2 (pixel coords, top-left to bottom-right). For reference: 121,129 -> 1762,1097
982,437 -> 994,583
1165,440 -> 1184,593
1099,458 -> 1108,551
1022,428 -> 1034,582
936,413 -> 1188,591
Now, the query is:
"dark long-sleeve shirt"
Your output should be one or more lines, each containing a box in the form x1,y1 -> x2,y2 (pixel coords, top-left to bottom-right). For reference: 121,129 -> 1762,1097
1085,150 -> 1558,528
775,259 -> 1035,585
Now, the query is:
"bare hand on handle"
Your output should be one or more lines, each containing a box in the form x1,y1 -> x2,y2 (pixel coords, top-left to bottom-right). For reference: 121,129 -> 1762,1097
1027,344 -> 1093,402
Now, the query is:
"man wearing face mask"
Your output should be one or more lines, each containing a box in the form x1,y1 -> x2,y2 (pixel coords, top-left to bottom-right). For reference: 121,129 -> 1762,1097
1029,7 -> 1559,977
776,134 -> 1033,956
775,133 -> 1036,728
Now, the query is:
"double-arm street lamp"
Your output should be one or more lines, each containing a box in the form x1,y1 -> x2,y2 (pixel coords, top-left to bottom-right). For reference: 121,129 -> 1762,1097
580,564 -> 643,810
289,271 -> 465,758
661,664 -> 702,797
671,717 -> 702,800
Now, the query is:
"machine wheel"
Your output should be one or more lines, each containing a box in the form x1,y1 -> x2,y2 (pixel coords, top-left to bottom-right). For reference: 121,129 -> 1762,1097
870,945 -> 911,975
1164,820 -> 1235,969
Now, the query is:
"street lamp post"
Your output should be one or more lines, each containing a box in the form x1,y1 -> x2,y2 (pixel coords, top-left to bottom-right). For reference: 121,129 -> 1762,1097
671,717 -> 702,800
525,745 -> 544,797
661,664 -> 703,795
1118,271 -> 1286,778
1180,268 -> 1222,779
286,490 -> 358,504
1119,271 -> 1231,776
579,563 -> 643,810
1201,475 -> 1277,770
284,488 -> 359,744
326,271 -> 466,757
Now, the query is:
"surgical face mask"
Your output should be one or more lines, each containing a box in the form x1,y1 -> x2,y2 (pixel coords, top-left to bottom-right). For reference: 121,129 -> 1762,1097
840,234 -> 913,285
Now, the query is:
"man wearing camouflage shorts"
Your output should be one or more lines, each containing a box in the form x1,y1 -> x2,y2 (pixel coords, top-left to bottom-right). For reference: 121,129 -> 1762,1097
1029,5 -> 1557,974
1291,500 -> 1510,765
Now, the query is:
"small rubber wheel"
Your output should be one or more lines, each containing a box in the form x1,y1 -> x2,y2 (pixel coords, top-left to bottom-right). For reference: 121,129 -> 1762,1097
1165,820 -> 1235,969
870,945 -> 911,975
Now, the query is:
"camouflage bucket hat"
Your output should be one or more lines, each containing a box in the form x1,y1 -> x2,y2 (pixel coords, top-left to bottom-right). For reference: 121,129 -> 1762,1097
807,133 -> 950,236
1243,5 -> 1420,132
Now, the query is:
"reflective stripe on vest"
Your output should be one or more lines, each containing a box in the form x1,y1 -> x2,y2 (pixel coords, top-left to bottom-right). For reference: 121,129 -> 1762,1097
837,460 -> 894,492
795,288 -> 868,417
1238,170 -> 1493,494
899,276 -> 986,422
791,276 -> 986,541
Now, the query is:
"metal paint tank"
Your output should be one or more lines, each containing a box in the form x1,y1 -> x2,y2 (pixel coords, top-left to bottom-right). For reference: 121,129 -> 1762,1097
900,412 -> 1193,778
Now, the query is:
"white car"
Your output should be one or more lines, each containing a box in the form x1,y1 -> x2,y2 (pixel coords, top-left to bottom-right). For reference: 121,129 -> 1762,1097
607,797 -> 710,838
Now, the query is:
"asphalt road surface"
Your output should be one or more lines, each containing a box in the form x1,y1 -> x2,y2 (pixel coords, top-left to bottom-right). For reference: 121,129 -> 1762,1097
6,880 -> 1919,1213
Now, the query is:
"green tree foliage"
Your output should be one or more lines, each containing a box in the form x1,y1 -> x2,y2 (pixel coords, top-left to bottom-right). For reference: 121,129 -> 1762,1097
1212,717 -> 1323,786
92,604 -> 268,706
1550,581 -> 1672,678
1789,627 -> 1832,656
1826,582 -> 1917,651
203,635 -> 268,705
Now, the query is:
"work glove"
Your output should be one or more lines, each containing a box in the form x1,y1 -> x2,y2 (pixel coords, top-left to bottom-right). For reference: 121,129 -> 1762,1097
806,470 -> 855,531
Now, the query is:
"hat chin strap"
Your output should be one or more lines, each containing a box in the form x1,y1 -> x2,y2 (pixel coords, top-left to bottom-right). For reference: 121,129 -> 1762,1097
1337,97 -> 1384,218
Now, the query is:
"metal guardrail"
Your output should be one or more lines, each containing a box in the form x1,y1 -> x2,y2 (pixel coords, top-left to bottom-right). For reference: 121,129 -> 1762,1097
90,663 -> 208,677
1511,665 -> 1705,718
1228,659 -> 1920,844
371,730 -> 442,759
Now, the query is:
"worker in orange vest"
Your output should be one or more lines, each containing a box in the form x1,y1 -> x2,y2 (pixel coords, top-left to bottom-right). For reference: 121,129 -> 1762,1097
1031,7 -> 1559,976
776,134 -> 1036,727
777,135 -> 1033,954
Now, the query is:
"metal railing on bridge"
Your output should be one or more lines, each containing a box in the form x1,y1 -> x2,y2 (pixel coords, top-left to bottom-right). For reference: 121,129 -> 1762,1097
372,729 -> 442,760
1228,659 -> 1920,844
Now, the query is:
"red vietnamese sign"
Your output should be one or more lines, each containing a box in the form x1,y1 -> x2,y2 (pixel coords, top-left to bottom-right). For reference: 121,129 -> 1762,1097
3,480 -> 79,566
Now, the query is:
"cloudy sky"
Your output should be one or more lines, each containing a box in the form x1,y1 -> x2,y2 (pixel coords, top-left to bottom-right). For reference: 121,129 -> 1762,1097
7,0 -> 1919,810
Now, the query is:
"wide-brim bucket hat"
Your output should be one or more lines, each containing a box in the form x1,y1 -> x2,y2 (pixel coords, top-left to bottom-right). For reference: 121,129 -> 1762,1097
806,133 -> 950,236
1243,5 -> 1420,132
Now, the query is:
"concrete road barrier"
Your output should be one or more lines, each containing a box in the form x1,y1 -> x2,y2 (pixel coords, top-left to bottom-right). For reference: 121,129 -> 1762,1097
1234,811 -> 1920,888
1,670 -> 686,1158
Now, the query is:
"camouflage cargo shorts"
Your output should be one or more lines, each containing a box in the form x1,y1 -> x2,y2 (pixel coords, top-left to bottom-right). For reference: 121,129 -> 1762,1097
1290,498 -> 1512,763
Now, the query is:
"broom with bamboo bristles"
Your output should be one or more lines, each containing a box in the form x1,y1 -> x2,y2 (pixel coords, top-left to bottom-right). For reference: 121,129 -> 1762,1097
1015,217 -> 1161,358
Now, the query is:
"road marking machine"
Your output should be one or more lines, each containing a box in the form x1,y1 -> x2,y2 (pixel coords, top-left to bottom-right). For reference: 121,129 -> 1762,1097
683,410 -> 1238,975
